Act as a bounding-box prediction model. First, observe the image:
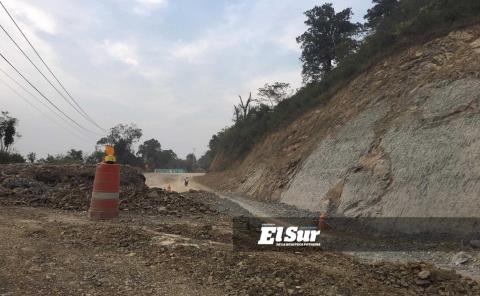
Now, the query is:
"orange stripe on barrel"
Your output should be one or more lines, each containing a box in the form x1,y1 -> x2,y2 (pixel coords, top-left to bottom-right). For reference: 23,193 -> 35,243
88,163 -> 120,221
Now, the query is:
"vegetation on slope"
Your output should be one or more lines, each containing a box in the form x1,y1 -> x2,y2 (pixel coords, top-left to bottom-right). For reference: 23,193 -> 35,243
202,0 -> 480,171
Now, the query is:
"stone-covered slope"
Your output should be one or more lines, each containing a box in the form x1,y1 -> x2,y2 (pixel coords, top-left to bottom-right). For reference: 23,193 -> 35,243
201,25 -> 480,218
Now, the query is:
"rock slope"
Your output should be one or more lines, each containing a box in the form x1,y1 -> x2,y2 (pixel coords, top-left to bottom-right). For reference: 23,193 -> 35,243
203,25 -> 480,219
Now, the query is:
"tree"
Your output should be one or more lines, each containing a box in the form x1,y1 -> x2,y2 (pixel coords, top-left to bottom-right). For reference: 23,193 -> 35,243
84,150 -> 104,164
138,139 -> 161,164
185,153 -> 197,172
296,3 -> 360,83
0,111 -> 20,152
257,82 -> 292,106
97,123 -> 143,165
158,149 -> 178,168
364,0 -> 399,30
37,150 -> 83,164
27,152 -> 36,163
233,93 -> 255,122
197,151 -> 213,171
66,149 -> 83,163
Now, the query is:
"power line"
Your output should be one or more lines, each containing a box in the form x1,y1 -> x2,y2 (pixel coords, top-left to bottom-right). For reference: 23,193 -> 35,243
0,23 -> 98,129
0,51 -> 102,136
0,67 -> 96,140
0,74 -> 94,143
0,0 -> 105,132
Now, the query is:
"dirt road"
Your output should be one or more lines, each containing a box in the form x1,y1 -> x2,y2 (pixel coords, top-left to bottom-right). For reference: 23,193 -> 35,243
2,203 -> 479,296
1,165 -> 479,295
145,172 -> 480,281
145,173 -> 275,217
144,173 -> 206,192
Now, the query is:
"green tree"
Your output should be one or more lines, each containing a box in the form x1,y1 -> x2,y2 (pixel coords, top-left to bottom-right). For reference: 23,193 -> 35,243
37,150 -> 83,164
138,138 -> 161,167
185,153 -> 197,172
197,151 -> 213,171
97,123 -> 143,165
84,150 -> 104,164
0,111 -> 20,152
364,0 -> 399,30
27,152 -> 36,163
158,149 -> 178,168
296,3 -> 360,83
66,149 -> 83,163
257,82 -> 292,107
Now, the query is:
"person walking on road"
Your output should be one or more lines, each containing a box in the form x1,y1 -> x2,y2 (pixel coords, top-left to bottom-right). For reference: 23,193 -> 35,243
184,176 -> 189,187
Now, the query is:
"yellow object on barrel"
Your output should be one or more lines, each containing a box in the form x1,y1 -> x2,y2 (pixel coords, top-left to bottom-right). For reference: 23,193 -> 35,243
104,145 -> 116,164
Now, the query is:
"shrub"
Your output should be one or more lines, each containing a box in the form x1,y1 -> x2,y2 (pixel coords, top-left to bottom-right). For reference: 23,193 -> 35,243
0,151 -> 26,164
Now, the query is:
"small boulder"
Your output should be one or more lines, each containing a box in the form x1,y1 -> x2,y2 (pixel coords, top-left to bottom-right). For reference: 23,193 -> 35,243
417,270 -> 431,280
469,240 -> 480,249
452,251 -> 471,265
147,190 -> 159,198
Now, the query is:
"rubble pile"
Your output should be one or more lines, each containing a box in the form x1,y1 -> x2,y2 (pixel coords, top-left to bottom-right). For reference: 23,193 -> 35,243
151,246 -> 480,296
120,188 -> 218,216
0,164 -> 216,215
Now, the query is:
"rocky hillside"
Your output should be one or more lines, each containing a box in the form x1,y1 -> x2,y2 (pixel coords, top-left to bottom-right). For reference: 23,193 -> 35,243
200,25 -> 480,218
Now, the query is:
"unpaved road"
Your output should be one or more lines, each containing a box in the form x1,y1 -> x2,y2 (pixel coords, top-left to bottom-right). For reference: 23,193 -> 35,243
145,173 -> 272,216
144,173 -> 205,192
1,166 -> 479,295
145,173 -> 480,281
2,203 -> 479,296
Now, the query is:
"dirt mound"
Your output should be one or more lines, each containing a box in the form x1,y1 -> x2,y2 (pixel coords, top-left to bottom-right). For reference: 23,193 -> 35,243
120,188 -> 219,216
0,164 -> 217,216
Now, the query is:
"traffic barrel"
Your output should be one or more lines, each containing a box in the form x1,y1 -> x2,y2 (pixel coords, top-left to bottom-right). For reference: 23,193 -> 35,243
88,145 -> 120,220
318,213 -> 331,231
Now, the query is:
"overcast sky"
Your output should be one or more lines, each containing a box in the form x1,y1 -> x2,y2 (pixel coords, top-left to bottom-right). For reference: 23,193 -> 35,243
0,0 -> 371,159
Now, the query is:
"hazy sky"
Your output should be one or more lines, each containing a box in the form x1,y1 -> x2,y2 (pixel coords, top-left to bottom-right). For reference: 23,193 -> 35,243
0,0 -> 371,159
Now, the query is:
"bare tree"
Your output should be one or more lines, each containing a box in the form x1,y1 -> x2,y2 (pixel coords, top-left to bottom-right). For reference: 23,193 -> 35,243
233,92 -> 254,122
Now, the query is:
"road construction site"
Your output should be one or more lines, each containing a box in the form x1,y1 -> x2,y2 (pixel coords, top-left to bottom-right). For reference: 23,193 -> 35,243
0,164 -> 479,295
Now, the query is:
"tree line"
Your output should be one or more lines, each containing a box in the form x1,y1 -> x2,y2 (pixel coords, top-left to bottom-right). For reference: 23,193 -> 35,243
199,0 -> 480,170
0,116 -> 200,171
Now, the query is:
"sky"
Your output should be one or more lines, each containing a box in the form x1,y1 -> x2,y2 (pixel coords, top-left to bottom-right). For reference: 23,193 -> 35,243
0,0 -> 371,159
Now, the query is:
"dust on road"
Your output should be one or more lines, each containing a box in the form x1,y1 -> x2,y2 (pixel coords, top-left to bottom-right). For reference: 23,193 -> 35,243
144,172 -> 206,192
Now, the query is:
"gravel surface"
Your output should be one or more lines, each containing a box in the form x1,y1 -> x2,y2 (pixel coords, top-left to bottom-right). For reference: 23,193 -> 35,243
1,164 -> 479,295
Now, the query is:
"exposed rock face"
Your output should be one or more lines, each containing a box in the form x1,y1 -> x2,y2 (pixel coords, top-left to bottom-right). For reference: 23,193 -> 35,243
281,101 -> 390,212
282,78 -> 480,218
204,25 -> 480,220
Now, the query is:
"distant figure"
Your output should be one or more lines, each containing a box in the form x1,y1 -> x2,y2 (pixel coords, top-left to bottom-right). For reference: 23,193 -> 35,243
184,176 -> 189,187
167,184 -> 171,192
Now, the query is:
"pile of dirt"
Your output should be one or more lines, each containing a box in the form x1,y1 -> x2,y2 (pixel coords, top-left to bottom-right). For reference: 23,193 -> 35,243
0,164 -> 217,216
119,188 -> 219,216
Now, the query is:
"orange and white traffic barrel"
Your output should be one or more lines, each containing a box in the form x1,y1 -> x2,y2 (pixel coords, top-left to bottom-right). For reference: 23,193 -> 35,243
88,146 -> 120,220
318,213 -> 331,231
